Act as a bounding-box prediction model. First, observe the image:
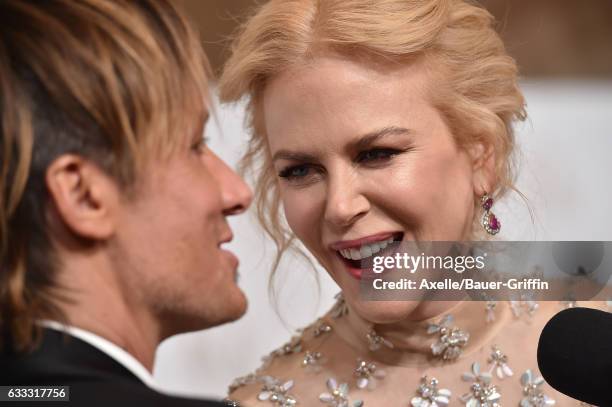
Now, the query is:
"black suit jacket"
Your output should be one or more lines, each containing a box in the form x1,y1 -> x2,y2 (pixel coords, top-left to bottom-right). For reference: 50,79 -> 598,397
0,328 -> 230,407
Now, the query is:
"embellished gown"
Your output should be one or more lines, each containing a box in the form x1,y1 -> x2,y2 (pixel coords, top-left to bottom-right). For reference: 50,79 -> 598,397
226,297 -> 609,406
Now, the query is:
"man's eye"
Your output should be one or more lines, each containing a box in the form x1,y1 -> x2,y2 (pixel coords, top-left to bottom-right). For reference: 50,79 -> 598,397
356,148 -> 400,163
278,165 -> 311,179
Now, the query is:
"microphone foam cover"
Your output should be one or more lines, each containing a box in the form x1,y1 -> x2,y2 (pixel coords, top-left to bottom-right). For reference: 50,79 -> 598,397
537,307 -> 612,406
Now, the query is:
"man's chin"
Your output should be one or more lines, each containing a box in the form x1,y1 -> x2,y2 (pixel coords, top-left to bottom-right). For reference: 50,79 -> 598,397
160,291 -> 248,337
206,288 -> 248,327
223,290 -> 248,322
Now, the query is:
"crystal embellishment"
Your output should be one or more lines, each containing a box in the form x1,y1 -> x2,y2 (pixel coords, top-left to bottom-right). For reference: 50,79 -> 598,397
520,369 -> 556,407
354,359 -> 386,390
510,299 -> 539,319
427,315 -> 470,360
302,350 -> 326,373
485,301 -> 497,323
261,335 -> 304,369
560,300 -> 577,309
487,345 -> 514,379
275,336 -> 303,356
331,292 -> 349,319
319,378 -> 364,407
460,362 -> 502,407
314,321 -> 333,337
411,375 -> 452,407
228,373 -> 257,394
366,329 -> 394,351
257,376 -> 297,406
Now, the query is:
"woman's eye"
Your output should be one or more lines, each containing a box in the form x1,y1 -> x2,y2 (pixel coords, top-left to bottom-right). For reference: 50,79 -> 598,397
278,165 -> 311,180
357,148 -> 400,163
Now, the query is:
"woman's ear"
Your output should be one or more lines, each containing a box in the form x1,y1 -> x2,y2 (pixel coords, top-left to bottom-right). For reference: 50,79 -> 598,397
468,141 -> 496,196
45,154 -> 120,240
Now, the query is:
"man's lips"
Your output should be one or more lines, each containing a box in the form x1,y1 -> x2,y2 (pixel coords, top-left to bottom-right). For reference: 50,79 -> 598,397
218,231 -> 234,246
221,248 -> 240,279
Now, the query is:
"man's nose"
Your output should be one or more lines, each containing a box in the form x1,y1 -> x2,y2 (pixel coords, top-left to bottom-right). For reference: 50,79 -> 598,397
208,151 -> 253,216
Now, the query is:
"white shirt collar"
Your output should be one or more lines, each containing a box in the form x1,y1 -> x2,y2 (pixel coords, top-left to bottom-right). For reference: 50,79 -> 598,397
39,320 -> 161,392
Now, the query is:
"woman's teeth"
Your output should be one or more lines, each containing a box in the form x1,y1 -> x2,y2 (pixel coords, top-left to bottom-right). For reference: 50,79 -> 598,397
338,237 -> 395,261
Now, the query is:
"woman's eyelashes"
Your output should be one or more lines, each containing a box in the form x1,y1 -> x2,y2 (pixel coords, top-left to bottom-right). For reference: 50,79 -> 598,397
278,147 -> 408,184
356,147 -> 404,165
278,163 -> 322,185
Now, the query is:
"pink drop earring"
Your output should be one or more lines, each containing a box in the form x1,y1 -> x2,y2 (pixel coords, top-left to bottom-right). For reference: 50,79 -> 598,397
481,194 -> 500,235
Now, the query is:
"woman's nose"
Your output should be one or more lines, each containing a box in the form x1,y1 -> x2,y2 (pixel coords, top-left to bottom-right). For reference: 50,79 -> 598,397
323,170 -> 370,228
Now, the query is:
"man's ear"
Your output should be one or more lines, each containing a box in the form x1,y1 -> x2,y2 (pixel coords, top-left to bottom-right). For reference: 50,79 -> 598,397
45,155 -> 119,240
468,141 -> 497,196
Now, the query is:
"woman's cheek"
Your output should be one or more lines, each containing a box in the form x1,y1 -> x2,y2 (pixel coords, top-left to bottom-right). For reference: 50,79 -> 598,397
282,188 -> 320,242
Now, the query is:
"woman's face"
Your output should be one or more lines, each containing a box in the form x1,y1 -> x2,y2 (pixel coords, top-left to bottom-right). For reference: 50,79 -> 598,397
264,55 -> 489,322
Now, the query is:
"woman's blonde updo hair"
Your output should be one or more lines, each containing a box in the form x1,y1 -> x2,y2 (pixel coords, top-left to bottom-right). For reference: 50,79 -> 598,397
219,0 -> 526,276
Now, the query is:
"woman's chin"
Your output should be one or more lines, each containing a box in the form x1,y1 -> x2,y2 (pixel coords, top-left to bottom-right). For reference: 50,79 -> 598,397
348,299 -> 423,324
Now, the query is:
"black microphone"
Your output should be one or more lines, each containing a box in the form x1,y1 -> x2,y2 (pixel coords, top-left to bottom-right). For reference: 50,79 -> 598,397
537,307 -> 612,406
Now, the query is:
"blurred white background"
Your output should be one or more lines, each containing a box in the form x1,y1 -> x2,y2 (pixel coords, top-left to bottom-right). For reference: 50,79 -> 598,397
152,80 -> 612,399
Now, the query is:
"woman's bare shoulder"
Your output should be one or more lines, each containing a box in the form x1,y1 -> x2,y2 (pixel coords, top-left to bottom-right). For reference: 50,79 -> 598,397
226,317 -> 337,405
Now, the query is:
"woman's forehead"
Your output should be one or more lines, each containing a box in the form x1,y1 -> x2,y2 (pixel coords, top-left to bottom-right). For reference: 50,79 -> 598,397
264,55 -> 433,114
262,56 -> 436,149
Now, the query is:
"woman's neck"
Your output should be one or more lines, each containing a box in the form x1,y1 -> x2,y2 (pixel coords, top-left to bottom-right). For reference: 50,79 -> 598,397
331,298 -> 511,367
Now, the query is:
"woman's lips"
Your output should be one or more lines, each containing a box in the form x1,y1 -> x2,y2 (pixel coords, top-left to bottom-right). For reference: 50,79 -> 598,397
334,233 -> 403,280
338,254 -> 365,280
329,231 -> 401,251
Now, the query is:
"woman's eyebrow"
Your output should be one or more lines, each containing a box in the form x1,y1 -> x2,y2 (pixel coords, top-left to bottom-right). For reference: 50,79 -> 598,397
271,126 -> 411,162
272,150 -> 319,163
352,126 -> 412,150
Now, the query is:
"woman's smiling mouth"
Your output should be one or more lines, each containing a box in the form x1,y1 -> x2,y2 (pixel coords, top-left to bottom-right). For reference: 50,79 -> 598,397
330,232 -> 404,279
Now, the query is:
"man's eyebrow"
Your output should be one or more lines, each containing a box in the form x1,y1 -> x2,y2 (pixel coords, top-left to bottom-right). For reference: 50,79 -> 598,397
352,126 -> 412,150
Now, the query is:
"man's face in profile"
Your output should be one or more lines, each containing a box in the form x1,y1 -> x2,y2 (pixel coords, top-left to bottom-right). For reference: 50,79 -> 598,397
109,115 -> 252,336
